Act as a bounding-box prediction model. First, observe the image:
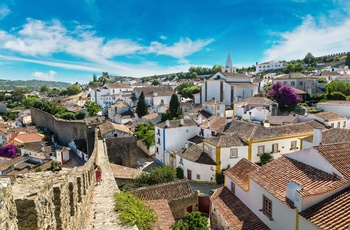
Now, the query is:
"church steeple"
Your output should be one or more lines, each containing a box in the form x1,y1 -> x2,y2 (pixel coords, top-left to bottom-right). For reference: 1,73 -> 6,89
221,53 -> 236,73
225,53 -> 232,68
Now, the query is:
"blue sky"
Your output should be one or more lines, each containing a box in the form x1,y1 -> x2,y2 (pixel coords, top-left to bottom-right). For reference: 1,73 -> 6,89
0,0 -> 349,83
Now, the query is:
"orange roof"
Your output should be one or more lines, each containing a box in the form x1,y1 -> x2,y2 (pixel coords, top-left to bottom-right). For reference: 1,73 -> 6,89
13,133 -> 45,145
144,200 -> 175,230
224,158 -> 259,190
210,187 -> 269,230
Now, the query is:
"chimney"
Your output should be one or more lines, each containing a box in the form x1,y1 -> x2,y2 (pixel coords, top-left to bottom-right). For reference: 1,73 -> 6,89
185,141 -> 189,149
180,119 -> 184,126
166,120 -> 170,127
263,120 -> 270,127
313,128 -> 322,146
198,114 -> 203,124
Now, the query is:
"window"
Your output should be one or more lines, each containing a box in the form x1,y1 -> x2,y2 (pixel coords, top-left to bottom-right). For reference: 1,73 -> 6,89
157,129 -> 160,136
331,123 -> 334,128
344,121 -> 346,128
291,141 -> 297,150
231,182 -> 235,193
230,148 -> 238,158
299,81 -> 303,86
258,146 -> 265,155
196,174 -> 201,180
291,81 -> 295,86
262,195 -> 273,220
179,158 -> 183,164
272,144 -> 279,153
156,147 -> 159,153
157,138 -> 160,145
337,122 -> 341,128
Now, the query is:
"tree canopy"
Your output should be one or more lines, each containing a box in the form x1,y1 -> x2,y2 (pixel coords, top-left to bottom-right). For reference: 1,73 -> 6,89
303,52 -> 316,65
325,80 -> 350,96
84,101 -> 101,117
268,82 -> 302,111
171,212 -> 208,230
346,52 -> 350,67
161,94 -> 182,121
62,84 -> 82,96
176,83 -> 200,98
22,97 -> 42,109
134,122 -> 155,149
136,91 -> 149,118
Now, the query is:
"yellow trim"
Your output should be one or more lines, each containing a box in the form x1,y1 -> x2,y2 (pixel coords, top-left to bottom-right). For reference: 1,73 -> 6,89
300,140 -> 303,150
248,140 -> 252,161
250,134 -> 312,143
216,146 -> 221,173
295,209 -> 299,230
247,178 -> 250,191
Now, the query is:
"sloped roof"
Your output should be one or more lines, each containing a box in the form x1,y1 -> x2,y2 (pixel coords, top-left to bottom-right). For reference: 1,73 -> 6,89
204,133 -> 247,147
235,97 -> 276,106
274,73 -> 318,79
176,144 -> 216,165
13,133 -> 45,145
224,158 -> 259,190
317,100 -> 350,106
109,163 -> 144,179
105,83 -> 132,89
302,128 -> 350,144
156,119 -> 197,129
314,142 -> 350,180
200,116 -> 226,131
219,72 -> 253,79
203,99 -> 225,105
299,187 -> 350,230
99,121 -> 132,136
144,200 -> 175,230
313,111 -> 347,121
129,179 -> 194,201
134,86 -> 174,95
224,120 -> 326,141
210,186 -> 269,230
249,156 -> 348,205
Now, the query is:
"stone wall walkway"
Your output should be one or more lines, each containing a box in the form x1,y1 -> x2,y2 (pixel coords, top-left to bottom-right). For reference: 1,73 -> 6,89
85,139 -> 137,230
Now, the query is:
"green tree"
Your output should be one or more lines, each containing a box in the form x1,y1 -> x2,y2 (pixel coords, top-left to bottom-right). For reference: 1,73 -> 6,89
325,81 -> 350,96
168,94 -> 181,119
134,122 -> 155,149
66,84 -> 82,95
56,112 -> 76,120
22,97 -> 41,109
115,192 -> 157,230
12,87 -> 30,102
93,74 -> 97,82
151,79 -> 160,86
324,92 -> 347,100
75,111 -> 86,120
40,85 -> 50,93
171,212 -> 208,230
345,52 -> 350,68
303,52 -> 315,65
84,101 -> 101,117
136,91 -> 148,118
260,153 -> 273,165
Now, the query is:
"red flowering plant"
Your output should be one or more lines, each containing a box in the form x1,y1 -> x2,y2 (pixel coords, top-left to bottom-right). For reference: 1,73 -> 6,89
0,144 -> 18,158
268,82 -> 302,111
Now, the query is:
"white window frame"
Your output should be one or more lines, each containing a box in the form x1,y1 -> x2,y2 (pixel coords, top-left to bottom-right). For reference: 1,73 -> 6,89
230,148 -> 238,158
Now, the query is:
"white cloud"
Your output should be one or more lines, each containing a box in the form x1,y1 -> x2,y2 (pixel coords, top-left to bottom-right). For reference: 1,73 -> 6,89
0,5 -> 10,20
31,70 -> 57,81
145,37 -> 214,59
160,35 -> 167,40
263,15 -> 350,61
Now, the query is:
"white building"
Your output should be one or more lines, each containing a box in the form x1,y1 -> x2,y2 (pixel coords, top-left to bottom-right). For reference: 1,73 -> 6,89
202,99 -> 226,117
107,100 -> 130,122
211,142 -> 350,230
234,97 -> 278,121
55,146 -> 70,164
90,83 -> 133,109
133,86 -> 175,107
99,121 -> 133,138
154,119 -> 199,166
201,54 -> 261,106
272,73 -> 319,96
301,127 -> 350,150
316,100 -> 350,119
255,61 -> 286,74
300,111 -> 348,128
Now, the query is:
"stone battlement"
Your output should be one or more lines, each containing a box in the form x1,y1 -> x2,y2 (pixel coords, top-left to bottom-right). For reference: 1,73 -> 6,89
0,132 -> 98,230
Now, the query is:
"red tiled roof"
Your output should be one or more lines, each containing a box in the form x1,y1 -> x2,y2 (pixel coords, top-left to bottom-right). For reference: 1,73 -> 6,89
314,111 -> 347,121
109,163 -> 144,179
314,142 -> 350,180
300,187 -> 350,230
13,133 -> 45,145
249,156 -> 348,205
129,179 -> 193,201
224,158 -> 259,190
144,200 -> 175,230
210,187 -> 269,230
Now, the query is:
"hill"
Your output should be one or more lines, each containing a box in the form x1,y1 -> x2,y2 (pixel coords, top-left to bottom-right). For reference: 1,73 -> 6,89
0,79 -> 71,91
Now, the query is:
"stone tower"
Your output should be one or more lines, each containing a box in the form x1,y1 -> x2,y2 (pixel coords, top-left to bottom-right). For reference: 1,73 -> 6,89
222,53 -> 236,73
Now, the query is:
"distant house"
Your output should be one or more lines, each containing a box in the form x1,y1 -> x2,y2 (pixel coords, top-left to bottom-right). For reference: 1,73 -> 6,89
300,111 -> 348,128
0,102 -> 6,113
272,73 -> 319,96
132,86 -> 175,107
255,61 -> 286,74
99,121 -> 133,138
55,146 -> 70,164
90,83 -> 133,109
12,133 -> 46,146
301,127 -> 350,149
234,97 -> 278,120
20,143 -> 52,158
129,179 -> 198,220
141,113 -> 161,124
202,99 -> 226,117
316,100 -> 350,119
107,100 -> 130,122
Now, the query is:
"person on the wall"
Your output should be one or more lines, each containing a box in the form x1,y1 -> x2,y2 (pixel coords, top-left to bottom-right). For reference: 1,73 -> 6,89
95,165 -> 102,186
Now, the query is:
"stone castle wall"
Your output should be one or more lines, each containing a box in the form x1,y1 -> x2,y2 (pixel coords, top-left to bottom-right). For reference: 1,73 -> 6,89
0,132 -> 98,230
30,108 -> 96,155
105,136 -> 138,168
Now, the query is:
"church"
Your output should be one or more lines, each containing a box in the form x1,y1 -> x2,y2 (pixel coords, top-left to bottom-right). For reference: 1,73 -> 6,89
200,53 -> 262,106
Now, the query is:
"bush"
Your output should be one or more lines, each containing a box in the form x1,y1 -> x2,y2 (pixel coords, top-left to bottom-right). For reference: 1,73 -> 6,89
35,167 -> 42,172
308,109 -> 323,114
171,212 -> 208,230
324,92 -> 346,100
115,192 -> 157,230
176,167 -> 184,179
260,153 -> 273,165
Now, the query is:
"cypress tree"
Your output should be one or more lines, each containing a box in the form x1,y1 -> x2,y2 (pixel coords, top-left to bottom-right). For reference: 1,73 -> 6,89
168,94 -> 181,119
136,91 -> 148,118
345,52 -> 350,68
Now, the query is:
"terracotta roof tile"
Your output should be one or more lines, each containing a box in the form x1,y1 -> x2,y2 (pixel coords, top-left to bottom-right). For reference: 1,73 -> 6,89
144,200 -> 175,230
204,133 -> 247,147
299,187 -> 350,230
176,145 -> 216,165
210,186 -> 269,230
156,119 -> 197,129
13,133 -> 45,145
314,111 -> 347,121
99,121 -> 132,136
199,116 -> 227,131
187,135 -> 204,144
0,156 -> 27,171
236,97 -> 276,106
129,179 -> 194,201
314,142 -> 350,180
224,158 -> 259,190
109,163 -> 144,179
203,99 -> 225,105
302,128 -> 350,144
249,156 -> 348,205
